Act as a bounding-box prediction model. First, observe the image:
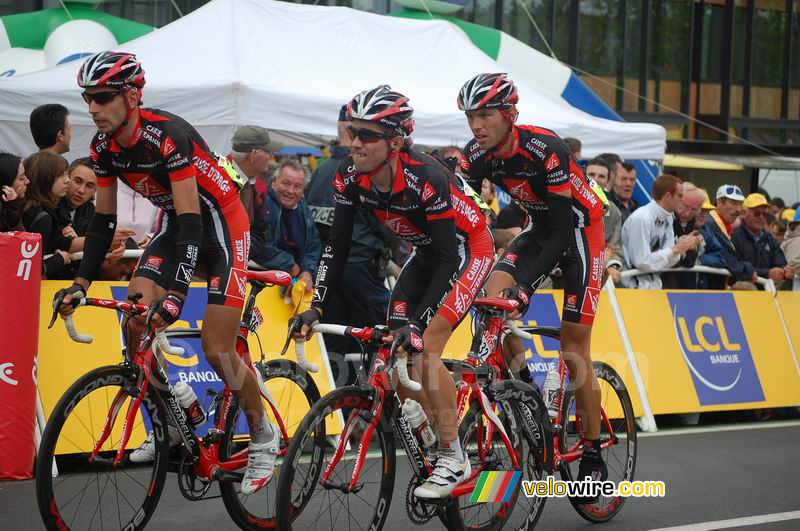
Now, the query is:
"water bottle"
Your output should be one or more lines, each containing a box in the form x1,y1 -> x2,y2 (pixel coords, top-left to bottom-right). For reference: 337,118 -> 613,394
174,381 -> 206,426
402,398 -> 437,449
542,369 -> 561,419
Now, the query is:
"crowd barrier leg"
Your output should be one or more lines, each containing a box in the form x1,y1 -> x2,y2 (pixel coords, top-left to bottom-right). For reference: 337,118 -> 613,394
603,281 -> 658,433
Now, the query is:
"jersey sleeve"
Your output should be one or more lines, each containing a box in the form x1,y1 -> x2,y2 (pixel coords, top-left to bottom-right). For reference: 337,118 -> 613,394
89,135 -> 115,188
456,139 -> 486,193
161,127 -> 197,183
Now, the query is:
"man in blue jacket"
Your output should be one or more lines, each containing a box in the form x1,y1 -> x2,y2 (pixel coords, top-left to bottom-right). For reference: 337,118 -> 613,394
252,159 -> 321,290
704,184 -> 757,289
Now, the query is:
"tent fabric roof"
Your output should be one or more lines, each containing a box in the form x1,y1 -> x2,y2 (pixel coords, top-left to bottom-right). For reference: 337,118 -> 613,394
0,0 -> 666,159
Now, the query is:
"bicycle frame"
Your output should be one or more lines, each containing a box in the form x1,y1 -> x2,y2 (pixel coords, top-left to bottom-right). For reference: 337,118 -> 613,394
68,274 -> 303,484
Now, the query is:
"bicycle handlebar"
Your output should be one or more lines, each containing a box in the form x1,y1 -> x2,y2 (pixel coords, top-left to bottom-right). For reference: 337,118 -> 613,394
292,341 -> 320,373
58,296 -> 184,355
505,320 -> 533,340
301,322 -> 422,391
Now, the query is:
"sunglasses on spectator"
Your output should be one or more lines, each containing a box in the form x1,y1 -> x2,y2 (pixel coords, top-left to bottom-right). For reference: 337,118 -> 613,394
82,91 -> 123,105
751,209 -> 767,218
346,126 -> 392,144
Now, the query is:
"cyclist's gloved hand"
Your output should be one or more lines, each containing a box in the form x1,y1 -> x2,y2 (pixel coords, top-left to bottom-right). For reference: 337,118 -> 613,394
501,285 -> 532,315
53,283 -> 86,317
392,321 -> 425,355
292,307 -> 321,339
151,294 -> 184,328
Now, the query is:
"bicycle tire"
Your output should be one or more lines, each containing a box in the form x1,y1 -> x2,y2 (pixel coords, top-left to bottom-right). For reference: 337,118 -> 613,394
448,379 -> 553,531
220,359 -> 322,530
275,386 -> 396,531
559,361 -> 637,523
36,365 -> 170,531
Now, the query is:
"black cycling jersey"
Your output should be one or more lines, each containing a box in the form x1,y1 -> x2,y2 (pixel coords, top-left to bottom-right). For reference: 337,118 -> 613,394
314,148 -> 488,326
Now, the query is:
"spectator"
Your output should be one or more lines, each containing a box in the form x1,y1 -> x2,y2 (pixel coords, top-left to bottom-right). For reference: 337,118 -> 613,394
609,162 -> 640,224
58,158 -> 97,237
228,125 -> 280,261
305,105 -> 391,378
20,152 -> 77,277
770,218 -> 787,244
769,196 -> 785,216
732,193 -> 793,289
117,184 -> 159,248
781,208 -> 796,225
563,137 -> 582,159
661,182 -> 707,288
621,174 -> 700,289
597,152 -> 622,192
704,185 -> 757,289
440,145 -> 463,172
254,159 -> 321,290
30,103 -> 71,155
780,210 -> 800,289
694,189 -> 727,288
585,157 -> 623,283
490,201 -> 526,254
0,152 -> 28,231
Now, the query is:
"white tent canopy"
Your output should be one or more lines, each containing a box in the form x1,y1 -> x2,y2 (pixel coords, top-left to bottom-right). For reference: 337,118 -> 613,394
0,0 -> 665,159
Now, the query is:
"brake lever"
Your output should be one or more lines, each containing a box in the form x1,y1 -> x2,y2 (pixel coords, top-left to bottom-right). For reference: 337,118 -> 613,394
280,317 -> 301,357
48,293 -> 65,329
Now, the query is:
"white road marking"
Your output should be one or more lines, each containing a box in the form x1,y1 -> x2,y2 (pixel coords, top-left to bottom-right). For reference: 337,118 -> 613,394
650,510 -> 800,530
639,419 -> 800,438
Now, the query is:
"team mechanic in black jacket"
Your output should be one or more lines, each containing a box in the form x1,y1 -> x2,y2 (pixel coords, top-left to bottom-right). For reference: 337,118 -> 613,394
292,86 -> 494,498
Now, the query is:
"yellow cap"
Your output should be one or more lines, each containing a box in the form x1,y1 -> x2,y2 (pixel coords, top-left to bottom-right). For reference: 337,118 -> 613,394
699,189 -> 715,210
742,193 -> 769,210
781,208 -> 797,223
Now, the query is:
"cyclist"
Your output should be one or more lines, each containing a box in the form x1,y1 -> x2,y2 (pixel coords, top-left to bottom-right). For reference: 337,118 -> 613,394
457,73 -> 608,502
292,86 -> 494,498
54,51 -> 276,495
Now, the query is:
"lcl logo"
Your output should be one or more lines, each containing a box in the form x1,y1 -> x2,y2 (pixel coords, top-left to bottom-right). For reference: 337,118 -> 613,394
16,240 -> 40,281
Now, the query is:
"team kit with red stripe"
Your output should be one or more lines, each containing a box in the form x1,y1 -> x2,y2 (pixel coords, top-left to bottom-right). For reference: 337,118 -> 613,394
90,108 -> 250,308
314,149 -> 494,330
460,124 -> 606,324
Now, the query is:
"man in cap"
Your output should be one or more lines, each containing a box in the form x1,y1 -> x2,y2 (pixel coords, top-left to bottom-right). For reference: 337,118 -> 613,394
229,125 -> 283,266
732,193 -> 793,286
704,184 -> 757,289
780,210 -> 800,289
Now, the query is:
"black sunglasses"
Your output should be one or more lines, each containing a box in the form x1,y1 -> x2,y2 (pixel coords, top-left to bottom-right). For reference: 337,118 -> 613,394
82,90 -> 122,105
346,126 -> 392,144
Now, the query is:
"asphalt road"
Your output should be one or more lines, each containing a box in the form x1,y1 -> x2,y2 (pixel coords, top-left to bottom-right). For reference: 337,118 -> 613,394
3,420 -> 799,530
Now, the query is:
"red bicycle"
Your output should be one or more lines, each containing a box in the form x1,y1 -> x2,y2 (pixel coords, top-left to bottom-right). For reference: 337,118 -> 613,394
275,305 -> 553,531
36,270 -> 322,530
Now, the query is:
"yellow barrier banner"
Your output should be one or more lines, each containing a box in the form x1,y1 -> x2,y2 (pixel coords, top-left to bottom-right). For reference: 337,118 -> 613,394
38,281 -> 336,451
616,289 -> 800,414
442,290 -> 645,418
777,292 -> 800,370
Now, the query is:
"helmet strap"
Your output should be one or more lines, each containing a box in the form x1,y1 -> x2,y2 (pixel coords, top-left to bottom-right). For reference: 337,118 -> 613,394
489,107 -> 518,158
112,88 -> 141,145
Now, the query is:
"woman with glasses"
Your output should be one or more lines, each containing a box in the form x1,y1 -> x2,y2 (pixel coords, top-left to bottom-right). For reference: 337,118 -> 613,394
292,85 -> 495,499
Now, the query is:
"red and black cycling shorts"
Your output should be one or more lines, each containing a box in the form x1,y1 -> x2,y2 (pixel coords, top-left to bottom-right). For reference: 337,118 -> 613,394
387,227 -> 494,330
134,201 -> 251,309
494,220 -> 605,325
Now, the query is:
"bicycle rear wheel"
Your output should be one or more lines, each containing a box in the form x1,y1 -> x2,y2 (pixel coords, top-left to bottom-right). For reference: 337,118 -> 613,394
449,379 -> 552,531
36,365 -> 169,531
220,359 -> 322,530
275,386 -> 396,531
559,361 -> 637,523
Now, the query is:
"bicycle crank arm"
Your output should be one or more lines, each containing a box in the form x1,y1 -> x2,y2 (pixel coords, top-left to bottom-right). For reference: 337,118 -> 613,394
214,469 -> 244,483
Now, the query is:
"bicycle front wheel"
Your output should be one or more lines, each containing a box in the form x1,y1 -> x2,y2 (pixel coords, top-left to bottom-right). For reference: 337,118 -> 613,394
559,361 -> 637,523
220,359 -> 322,529
275,386 -> 396,531
36,365 -> 170,531
449,379 -> 553,531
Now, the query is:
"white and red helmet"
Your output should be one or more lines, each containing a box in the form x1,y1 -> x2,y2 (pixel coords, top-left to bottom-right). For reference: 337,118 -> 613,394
457,73 -> 518,111
347,85 -> 414,137
77,51 -> 146,90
